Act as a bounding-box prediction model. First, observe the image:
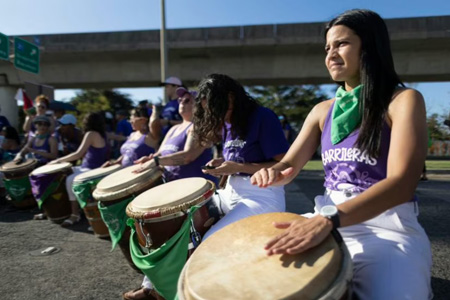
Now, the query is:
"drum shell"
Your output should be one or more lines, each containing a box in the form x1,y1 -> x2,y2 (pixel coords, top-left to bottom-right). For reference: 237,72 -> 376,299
40,168 -> 72,223
83,202 -> 109,238
134,196 -> 220,251
1,161 -> 37,209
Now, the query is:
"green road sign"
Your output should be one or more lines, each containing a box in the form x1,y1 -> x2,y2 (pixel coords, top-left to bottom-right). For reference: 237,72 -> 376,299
14,37 -> 39,74
0,33 -> 9,61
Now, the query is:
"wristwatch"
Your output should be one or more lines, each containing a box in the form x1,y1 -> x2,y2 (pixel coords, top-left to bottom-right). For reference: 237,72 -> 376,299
320,205 -> 340,229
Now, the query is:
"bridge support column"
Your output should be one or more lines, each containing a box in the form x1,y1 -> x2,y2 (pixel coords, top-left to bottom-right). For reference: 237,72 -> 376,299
0,86 -> 20,130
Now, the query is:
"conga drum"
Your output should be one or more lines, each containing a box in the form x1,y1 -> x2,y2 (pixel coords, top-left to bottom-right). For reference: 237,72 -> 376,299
72,164 -> 122,238
29,162 -> 73,223
93,164 -> 164,271
178,213 -> 353,300
126,177 -> 219,251
0,159 -> 38,209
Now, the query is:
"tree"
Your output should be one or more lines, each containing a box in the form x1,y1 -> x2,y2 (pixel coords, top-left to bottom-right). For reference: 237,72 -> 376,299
247,85 -> 329,131
427,113 -> 450,141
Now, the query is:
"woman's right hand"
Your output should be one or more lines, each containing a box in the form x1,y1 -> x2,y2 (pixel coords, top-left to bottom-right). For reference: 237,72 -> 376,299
251,167 -> 294,188
134,153 -> 154,164
205,157 -> 224,168
102,160 -> 115,168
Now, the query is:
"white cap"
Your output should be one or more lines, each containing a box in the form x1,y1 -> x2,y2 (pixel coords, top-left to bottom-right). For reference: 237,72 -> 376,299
58,114 -> 77,125
160,76 -> 182,86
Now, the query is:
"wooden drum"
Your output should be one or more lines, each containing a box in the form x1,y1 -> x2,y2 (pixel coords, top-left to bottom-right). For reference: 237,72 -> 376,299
29,162 -> 73,223
93,164 -> 164,271
178,213 -> 353,300
126,177 -> 219,251
0,159 -> 38,209
72,164 -> 122,238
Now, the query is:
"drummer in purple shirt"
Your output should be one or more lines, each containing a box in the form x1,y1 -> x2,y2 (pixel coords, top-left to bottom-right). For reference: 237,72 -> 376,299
193,74 -> 290,239
103,108 -> 159,168
49,112 -> 110,227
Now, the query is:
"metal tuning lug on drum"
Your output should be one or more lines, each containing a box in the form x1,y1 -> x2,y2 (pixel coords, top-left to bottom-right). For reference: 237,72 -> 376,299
190,217 -> 202,248
138,219 -> 153,248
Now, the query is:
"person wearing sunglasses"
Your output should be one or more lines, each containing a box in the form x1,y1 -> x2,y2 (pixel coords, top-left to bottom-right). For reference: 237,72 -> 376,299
15,115 -> 58,165
102,107 -> 159,168
22,95 -> 56,140
124,87 -> 217,300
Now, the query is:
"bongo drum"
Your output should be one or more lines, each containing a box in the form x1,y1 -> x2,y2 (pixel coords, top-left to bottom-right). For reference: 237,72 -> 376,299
178,213 -> 353,300
29,163 -> 72,223
0,159 -> 37,209
73,164 -> 122,238
126,177 -> 219,251
93,164 -> 164,271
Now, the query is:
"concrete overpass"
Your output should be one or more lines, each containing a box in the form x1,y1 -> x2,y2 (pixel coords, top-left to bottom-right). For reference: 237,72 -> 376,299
0,15 -> 449,127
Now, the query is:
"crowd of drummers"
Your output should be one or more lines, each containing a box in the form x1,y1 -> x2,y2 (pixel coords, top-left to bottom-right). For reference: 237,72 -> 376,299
0,9 -> 435,300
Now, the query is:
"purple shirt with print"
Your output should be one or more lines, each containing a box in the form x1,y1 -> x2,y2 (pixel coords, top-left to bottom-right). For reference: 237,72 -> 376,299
120,134 -> 155,167
222,106 -> 289,169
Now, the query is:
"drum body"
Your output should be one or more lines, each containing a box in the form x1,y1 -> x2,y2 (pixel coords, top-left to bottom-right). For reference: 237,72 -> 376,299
126,177 -> 219,251
0,159 -> 38,209
178,213 -> 353,300
30,163 -> 73,223
93,164 -> 164,270
73,164 -> 122,238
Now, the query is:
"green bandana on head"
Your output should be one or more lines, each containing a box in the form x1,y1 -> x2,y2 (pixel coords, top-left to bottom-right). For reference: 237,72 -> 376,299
331,85 -> 363,145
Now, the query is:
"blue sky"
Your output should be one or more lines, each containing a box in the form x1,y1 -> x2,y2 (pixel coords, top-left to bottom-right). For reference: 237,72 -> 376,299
1,0 -> 449,116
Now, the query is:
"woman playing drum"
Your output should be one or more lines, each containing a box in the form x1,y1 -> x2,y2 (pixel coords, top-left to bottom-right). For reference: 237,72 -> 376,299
123,87 -> 218,300
49,112 -> 110,227
103,107 -> 159,168
251,9 -> 432,300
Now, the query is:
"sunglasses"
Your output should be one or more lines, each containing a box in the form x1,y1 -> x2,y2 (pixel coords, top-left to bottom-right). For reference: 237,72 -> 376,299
35,122 -> 49,126
178,97 -> 191,104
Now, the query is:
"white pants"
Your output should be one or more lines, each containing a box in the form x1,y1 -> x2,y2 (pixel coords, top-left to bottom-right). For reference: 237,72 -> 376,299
142,175 -> 286,289
65,166 -> 90,201
305,185 -> 432,300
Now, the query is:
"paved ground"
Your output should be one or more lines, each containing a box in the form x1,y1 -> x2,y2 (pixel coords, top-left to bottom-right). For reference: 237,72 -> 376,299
0,170 -> 449,300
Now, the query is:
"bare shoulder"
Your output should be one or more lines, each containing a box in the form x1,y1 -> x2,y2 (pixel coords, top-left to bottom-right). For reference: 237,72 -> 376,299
388,88 -> 425,121
313,99 -> 334,130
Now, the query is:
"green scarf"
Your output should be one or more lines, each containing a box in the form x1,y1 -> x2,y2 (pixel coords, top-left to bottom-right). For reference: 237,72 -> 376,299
72,179 -> 101,209
98,197 -> 134,251
3,177 -> 32,203
128,206 -> 199,300
331,85 -> 363,145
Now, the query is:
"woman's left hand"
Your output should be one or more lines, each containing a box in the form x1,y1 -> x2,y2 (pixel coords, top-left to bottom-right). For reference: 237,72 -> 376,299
202,161 -> 242,176
265,215 -> 333,256
48,159 -> 60,165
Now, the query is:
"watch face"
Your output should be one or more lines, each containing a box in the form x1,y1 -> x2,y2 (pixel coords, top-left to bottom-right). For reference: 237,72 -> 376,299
321,205 -> 338,216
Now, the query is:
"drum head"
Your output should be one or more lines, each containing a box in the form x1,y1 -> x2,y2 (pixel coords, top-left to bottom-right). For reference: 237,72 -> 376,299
129,177 -> 211,214
0,158 -> 37,172
73,164 -> 122,184
182,213 -> 343,300
30,162 -> 72,176
93,165 -> 162,201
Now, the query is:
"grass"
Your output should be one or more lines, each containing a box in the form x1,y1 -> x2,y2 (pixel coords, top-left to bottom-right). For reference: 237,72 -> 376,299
302,160 -> 450,171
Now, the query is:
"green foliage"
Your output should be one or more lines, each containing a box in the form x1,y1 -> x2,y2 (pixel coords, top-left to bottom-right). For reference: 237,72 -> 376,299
247,85 -> 329,130
427,113 -> 450,141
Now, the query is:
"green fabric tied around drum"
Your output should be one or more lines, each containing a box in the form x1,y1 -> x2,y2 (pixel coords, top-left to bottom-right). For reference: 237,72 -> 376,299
98,197 -> 134,251
3,177 -> 31,202
128,206 -> 199,300
72,179 -> 101,209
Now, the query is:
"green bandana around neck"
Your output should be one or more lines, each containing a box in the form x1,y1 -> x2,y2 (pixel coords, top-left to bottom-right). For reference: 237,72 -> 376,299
331,85 -> 363,145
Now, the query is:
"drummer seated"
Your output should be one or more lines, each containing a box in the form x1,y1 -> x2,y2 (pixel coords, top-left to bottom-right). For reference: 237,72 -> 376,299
0,126 -> 21,164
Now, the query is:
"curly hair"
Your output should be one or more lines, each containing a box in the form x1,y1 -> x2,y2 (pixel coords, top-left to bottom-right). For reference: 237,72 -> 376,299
82,112 -> 106,138
35,95 -> 50,108
193,74 -> 259,144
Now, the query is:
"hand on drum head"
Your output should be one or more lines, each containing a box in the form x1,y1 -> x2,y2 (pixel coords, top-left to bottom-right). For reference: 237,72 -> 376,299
202,160 -> 240,176
13,155 -> 24,164
251,167 -> 294,188
134,153 -> 154,165
265,215 -> 333,256
133,158 -> 156,173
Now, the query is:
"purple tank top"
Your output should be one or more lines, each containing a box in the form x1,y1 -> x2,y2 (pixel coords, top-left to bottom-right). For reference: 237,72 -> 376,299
81,137 -> 109,169
321,102 -> 391,193
32,136 -> 51,164
120,133 -> 155,167
160,123 -> 216,184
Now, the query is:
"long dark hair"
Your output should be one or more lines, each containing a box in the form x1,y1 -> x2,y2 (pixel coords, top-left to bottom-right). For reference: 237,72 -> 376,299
193,74 -> 259,144
326,9 -> 404,157
2,126 -> 20,145
82,112 -> 106,138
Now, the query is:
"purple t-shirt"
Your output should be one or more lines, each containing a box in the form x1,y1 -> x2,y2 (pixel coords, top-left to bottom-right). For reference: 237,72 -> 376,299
120,133 -> 155,167
160,123 -> 216,184
81,137 -> 110,169
321,102 -> 392,193
161,99 -> 182,137
222,106 -> 289,166
32,136 -> 51,165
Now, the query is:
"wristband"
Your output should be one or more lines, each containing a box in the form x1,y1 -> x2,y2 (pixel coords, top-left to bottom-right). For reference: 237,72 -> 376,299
154,156 -> 160,166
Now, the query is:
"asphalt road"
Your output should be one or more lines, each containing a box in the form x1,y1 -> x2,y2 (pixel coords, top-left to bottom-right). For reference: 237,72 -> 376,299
0,170 -> 449,299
